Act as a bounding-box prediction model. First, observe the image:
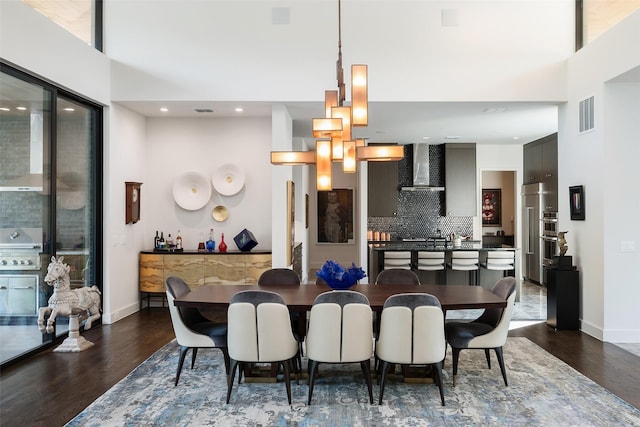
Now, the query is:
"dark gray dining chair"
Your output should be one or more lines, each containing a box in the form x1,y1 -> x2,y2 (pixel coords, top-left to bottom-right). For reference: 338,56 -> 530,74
166,276 -> 229,386
445,277 -> 517,386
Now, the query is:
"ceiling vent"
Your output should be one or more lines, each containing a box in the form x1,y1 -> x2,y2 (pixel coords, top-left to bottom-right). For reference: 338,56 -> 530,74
195,108 -> 214,113
579,96 -> 595,133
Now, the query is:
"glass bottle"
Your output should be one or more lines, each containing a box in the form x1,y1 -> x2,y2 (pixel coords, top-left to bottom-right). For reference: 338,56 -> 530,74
158,232 -> 165,249
175,230 -> 183,250
154,230 -> 160,249
197,233 -> 205,252
167,233 -> 173,248
218,233 -> 227,253
205,228 -> 216,252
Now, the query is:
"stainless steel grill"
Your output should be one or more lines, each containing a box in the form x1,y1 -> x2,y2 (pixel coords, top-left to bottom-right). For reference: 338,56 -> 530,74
0,228 -> 43,271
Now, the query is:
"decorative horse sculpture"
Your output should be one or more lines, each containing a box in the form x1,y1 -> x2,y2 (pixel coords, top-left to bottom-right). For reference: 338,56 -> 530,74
38,256 -> 102,336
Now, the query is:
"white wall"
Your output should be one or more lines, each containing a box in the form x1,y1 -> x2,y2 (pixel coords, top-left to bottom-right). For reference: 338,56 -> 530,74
563,10 -> 640,342
143,117 -> 272,252
103,105 -> 147,323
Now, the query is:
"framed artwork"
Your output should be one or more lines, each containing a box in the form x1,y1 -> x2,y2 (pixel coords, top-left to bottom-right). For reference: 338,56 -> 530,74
125,182 -> 142,224
317,188 -> 354,244
305,193 -> 309,229
286,181 -> 295,266
570,185 -> 585,220
482,188 -> 501,226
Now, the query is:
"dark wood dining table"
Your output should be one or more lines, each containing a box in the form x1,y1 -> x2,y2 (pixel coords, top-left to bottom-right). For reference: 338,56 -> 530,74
173,283 -> 507,313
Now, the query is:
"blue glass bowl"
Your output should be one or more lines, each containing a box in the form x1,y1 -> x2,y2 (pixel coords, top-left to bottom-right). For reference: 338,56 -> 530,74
324,277 -> 358,290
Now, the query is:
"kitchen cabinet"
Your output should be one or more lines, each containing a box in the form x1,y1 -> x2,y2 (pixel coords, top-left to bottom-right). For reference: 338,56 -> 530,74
445,143 -> 476,216
367,160 -> 398,217
523,134 -> 557,211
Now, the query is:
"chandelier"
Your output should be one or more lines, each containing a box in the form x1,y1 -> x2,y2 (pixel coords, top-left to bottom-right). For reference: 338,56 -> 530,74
270,0 -> 404,190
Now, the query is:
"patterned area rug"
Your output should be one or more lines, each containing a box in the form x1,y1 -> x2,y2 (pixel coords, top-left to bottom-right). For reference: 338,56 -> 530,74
67,338 -> 640,426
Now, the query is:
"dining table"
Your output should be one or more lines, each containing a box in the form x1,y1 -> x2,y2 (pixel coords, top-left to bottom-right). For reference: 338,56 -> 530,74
173,283 -> 507,313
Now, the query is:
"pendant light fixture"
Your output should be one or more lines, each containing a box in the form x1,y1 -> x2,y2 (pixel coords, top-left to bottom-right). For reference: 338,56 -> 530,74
270,0 -> 403,190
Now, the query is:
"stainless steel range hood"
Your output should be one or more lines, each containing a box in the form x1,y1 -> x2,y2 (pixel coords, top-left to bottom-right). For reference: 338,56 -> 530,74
0,112 -> 44,192
400,143 -> 445,191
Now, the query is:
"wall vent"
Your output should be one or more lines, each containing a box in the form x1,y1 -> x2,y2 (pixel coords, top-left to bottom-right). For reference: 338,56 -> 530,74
579,96 -> 595,133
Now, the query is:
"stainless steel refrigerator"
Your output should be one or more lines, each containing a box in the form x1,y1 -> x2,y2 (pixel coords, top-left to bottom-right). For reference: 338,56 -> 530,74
522,183 -> 543,284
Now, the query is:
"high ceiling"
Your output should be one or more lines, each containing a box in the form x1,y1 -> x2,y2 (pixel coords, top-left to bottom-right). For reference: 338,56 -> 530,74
21,0 -> 640,146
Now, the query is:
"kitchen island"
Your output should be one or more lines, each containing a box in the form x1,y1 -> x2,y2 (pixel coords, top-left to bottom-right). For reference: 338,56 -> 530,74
369,242 -> 520,293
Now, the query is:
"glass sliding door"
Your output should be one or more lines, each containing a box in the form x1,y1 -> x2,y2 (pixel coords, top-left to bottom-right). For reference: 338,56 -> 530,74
54,96 -> 101,337
0,64 -> 102,365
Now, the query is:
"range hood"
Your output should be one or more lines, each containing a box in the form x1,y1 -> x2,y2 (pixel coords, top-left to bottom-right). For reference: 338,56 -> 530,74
400,143 -> 445,191
0,112 -> 44,192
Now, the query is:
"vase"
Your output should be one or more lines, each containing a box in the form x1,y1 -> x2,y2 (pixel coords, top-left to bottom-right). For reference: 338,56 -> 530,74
219,233 -> 227,253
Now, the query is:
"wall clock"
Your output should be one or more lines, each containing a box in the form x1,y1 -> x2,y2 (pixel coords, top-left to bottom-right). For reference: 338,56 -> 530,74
125,182 -> 142,224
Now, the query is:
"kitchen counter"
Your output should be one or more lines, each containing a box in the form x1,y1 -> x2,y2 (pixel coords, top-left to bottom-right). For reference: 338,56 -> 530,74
369,241 -> 515,251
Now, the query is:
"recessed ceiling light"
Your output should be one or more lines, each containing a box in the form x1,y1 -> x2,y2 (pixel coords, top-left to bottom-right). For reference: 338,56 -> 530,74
16,106 -> 27,111
0,107 -> 10,111
444,136 -> 461,140
513,136 -> 520,140
160,107 -> 168,112
422,136 -> 430,140
235,107 -> 243,112
63,108 -> 75,112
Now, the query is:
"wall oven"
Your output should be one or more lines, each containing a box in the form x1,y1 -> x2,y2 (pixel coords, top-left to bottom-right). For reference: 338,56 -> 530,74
541,211 -> 559,284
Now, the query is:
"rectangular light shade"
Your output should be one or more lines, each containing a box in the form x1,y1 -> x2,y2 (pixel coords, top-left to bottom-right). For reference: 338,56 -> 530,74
343,140 -> 356,173
331,137 -> 344,160
331,106 -> 352,141
312,118 -> 343,138
270,151 -> 316,165
325,90 -> 338,118
316,140 -> 332,190
356,145 -> 404,161
351,64 -> 368,126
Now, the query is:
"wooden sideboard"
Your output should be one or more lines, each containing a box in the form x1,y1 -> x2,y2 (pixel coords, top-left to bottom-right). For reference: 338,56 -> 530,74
139,251 -> 273,294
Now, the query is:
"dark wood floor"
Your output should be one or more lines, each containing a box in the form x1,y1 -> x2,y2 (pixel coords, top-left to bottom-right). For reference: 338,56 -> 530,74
1,309 -> 639,427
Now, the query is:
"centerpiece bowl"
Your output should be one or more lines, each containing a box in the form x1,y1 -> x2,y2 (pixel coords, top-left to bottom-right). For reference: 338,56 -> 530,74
316,260 -> 366,290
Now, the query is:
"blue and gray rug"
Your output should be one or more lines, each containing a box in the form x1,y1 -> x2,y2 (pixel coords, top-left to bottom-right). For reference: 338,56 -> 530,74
67,338 -> 640,426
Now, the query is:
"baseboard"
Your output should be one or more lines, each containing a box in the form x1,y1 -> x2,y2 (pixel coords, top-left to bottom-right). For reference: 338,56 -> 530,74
603,328 -> 640,343
102,301 -> 139,325
581,319 -> 604,341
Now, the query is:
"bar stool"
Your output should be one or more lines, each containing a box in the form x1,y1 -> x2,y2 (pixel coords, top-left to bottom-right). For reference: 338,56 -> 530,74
481,251 -> 515,277
416,251 -> 446,284
448,251 -> 479,285
383,251 -> 412,270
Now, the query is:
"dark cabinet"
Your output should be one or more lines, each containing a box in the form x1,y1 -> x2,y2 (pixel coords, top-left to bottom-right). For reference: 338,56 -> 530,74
546,268 -> 579,330
523,134 -> 557,211
367,161 -> 398,217
445,143 -> 476,216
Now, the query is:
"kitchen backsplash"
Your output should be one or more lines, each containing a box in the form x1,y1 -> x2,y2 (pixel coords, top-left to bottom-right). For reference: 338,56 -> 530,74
368,144 -> 473,239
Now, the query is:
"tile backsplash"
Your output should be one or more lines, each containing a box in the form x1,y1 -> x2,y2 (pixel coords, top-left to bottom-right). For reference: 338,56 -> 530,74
368,144 -> 473,239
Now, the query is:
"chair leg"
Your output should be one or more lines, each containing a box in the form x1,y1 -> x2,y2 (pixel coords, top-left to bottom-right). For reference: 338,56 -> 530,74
308,360 -> 320,405
432,361 -> 445,406
226,359 -> 239,404
484,348 -> 492,369
378,361 -> 391,405
360,360 -> 374,404
175,345 -> 190,386
282,361 -> 292,404
452,347 -> 461,386
220,347 -> 230,375
191,347 -> 198,369
494,347 -> 509,386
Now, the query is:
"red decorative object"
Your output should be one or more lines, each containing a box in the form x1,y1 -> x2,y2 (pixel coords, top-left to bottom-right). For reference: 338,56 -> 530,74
218,233 -> 228,253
